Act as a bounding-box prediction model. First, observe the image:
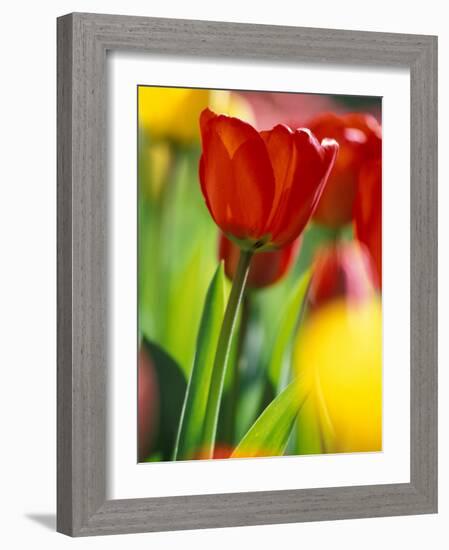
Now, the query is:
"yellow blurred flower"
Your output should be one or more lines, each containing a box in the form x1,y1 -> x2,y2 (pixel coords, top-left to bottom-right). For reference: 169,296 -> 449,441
209,90 -> 254,125
138,87 -> 209,144
294,298 -> 382,453
143,141 -> 172,199
138,87 -> 254,145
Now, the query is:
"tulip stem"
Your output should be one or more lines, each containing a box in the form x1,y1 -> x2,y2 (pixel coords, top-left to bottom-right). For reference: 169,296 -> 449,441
227,295 -> 250,445
202,249 -> 253,458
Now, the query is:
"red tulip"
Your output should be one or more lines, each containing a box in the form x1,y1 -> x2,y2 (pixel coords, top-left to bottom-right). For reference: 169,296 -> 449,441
308,241 -> 377,311
219,233 -> 300,289
237,91 -> 338,131
138,345 -> 159,462
199,108 -> 338,251
354,158 -> 382,288
307,113 -> 382,227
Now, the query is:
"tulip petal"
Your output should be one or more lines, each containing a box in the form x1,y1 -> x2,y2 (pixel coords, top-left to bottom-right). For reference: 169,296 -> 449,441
199,107 -> 217,142
322,138 -> 341,181
230,137 -> 275,239
268,131 -> 338,246
260,125 -> 297,227
199,154 -> 217,225
199,130 -> 244,235
200,109 -> 275,240
354,159 -> 382,287
307,112 -> 381,227
307,242 -> 376,311
212,114 -> 263,157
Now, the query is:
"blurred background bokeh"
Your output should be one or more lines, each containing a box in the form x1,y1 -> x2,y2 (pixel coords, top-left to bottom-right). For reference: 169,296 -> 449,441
137,86 -> 382,462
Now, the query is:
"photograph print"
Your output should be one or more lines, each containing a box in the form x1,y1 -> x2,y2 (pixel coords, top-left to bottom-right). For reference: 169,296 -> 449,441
137,86 -> 382,463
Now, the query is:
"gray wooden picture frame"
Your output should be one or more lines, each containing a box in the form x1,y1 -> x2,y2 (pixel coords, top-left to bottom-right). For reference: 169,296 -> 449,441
57,12 -> 438,537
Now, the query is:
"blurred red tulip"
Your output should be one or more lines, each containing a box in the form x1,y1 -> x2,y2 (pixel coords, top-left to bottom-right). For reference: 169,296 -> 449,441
354,158 -> 382,288
194,444 -> 234,460
307,113 -> 382,228
237,91 -> 338,131
138,345 -> 159,461
219,233 -> 300,289
308,241 -> 377,311
199,108 -> 338,251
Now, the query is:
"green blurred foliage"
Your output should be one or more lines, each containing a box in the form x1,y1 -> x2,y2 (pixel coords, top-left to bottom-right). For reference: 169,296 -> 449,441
231,381 -> 307,458
141,339 -> 187,461
174,264 -> 226,460
332,94 -> 381,113
139,136 -> 219,377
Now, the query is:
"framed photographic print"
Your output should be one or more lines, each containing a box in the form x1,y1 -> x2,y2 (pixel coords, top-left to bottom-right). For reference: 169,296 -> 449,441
57,13 -> 438,536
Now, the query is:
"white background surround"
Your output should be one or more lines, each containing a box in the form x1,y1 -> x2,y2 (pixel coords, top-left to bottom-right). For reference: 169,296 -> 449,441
0,1 -> 446,549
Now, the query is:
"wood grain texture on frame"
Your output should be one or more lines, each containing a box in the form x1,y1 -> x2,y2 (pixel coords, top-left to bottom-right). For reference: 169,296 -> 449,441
57,12 -> 437,536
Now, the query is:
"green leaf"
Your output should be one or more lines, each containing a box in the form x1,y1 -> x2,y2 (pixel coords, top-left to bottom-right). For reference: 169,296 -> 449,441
268,270 -> 311,392
295,387 -> 337,455
235,377 -> 274,443
141,339 -> 187,461
166,244 -> 216,376
295,395 -> 323,455
231,380 -> 307,458
173,264 -> 226,460
201,250 -> 252,457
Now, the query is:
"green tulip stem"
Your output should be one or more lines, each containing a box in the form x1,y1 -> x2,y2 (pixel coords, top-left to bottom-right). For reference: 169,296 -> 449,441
227,294 -> 250,445
202,248 -> 253,458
